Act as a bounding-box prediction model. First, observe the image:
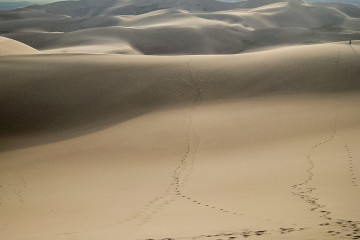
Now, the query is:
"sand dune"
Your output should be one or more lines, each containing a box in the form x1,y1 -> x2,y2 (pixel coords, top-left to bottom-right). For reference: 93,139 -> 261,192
0,36 -> 38,55
1,1 -> 360,240
1,0 -> 359,54
1,41 -> 360,240
28,0 -> 246,17
1,41 -> 359,143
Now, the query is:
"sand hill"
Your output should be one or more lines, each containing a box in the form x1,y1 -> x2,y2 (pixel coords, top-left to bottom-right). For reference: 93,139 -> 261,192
0,0 -> 360,240
1,42 -> 360,139
0,0 -> 359,54
1,41 -> 360,240
0,36 -> 38,55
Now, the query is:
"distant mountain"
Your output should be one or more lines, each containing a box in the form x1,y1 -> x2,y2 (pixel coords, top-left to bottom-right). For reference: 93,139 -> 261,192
0,1 -> 73,10
0,1 -> 32,10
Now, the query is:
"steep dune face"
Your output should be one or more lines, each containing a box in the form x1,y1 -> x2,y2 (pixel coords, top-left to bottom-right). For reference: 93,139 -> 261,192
28,0 -> 244,17
0,36 -> 38,55
1,42 -> 360,240
32,0 -> 314,17
309,2 -> 360,18
0,0 -> 359,54
0,42 -> 359,147
1,2 -> 360,240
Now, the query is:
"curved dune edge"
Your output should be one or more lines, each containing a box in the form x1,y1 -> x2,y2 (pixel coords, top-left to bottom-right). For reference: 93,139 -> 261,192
0,37 -> 39,56
1,0 -> 359,55
0,42 -> 360,239
0,41 -> 359,147
1,1 -> 359,239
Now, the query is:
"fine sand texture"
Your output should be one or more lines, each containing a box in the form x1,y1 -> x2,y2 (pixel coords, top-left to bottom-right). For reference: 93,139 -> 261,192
0,37 -> 39,56
1,0 -> 360,54
0,41 -> 360,240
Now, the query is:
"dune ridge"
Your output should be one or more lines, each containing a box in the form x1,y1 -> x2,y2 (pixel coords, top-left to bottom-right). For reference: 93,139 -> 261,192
0,36 -> 39,55
0,0 -> 359,54
1,1 -> 360,240
0,41 -> 359,148
0,41 -> 360,240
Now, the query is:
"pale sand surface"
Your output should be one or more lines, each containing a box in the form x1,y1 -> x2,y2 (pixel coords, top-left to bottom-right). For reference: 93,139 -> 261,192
1,0 -> 360,55
0,42 -> 360,239
0,37 -> 39,56
1,94 -> 360,240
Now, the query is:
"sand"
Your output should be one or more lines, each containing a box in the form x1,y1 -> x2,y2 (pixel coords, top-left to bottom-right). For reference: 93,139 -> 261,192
0,0 -> 360,239
0,40 -> 360,239
0,37 -> 39,56
1,0 -> 360,54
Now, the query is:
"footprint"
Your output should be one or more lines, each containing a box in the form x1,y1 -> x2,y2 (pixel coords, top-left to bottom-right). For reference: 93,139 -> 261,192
343,141 -> 359,187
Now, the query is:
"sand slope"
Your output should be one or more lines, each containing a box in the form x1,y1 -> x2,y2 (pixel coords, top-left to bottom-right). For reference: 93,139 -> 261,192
0,1 -> 359,239
0,0 -> 359,54
0,36 -> 38,55
0,42 -> 360,240
1,41 -> 359,141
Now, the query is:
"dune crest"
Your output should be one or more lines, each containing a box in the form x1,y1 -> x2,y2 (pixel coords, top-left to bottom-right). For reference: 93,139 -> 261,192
0,42 -> 360,239
0,41 -> 359,146
0,1 -> 360,240
0,0 -> 359,54
0,36 -> 39,55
